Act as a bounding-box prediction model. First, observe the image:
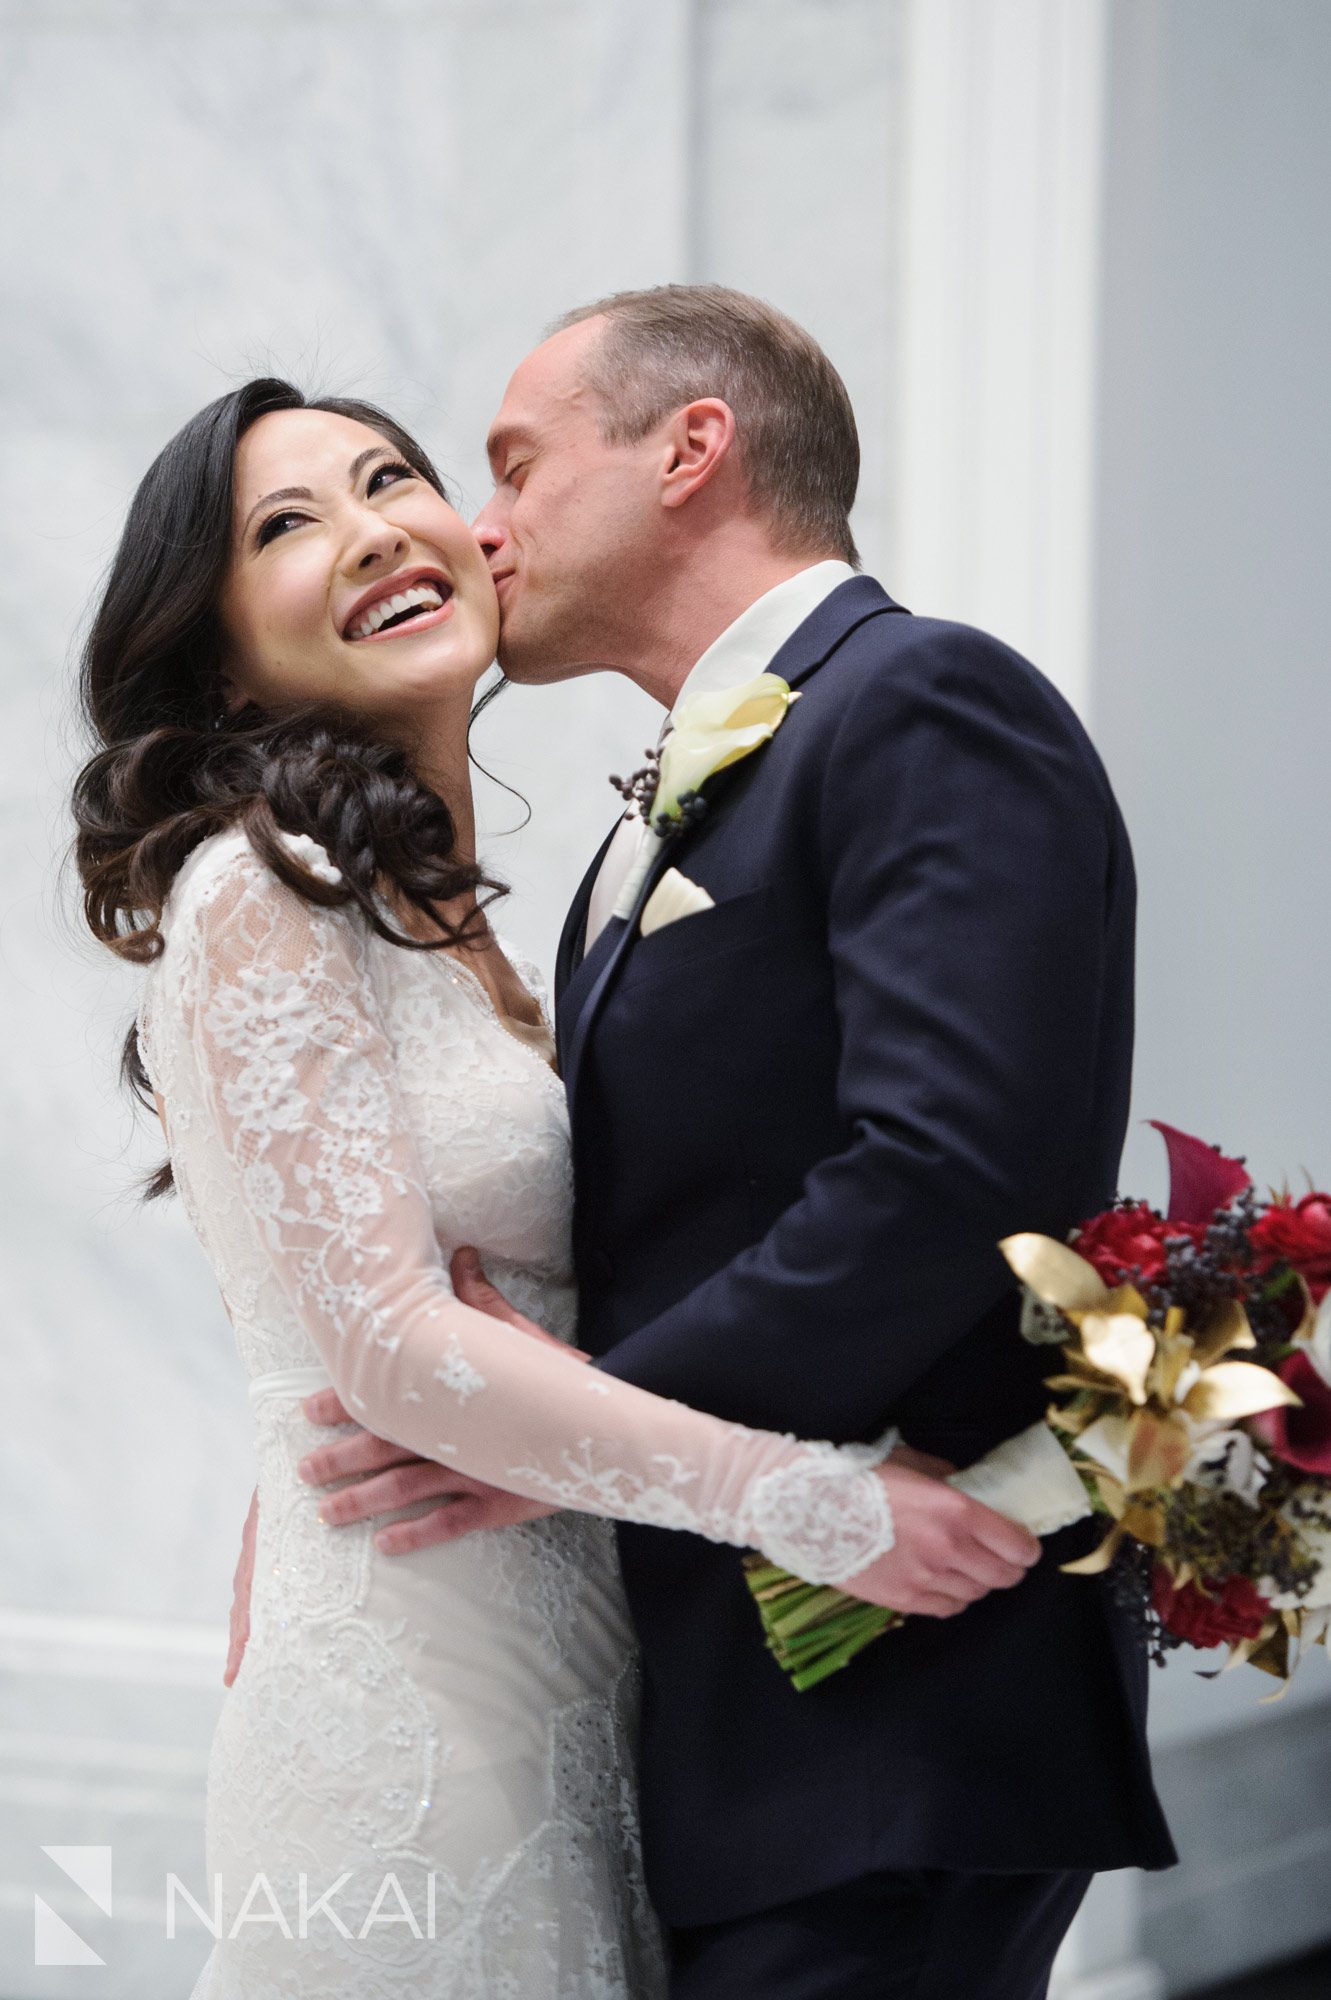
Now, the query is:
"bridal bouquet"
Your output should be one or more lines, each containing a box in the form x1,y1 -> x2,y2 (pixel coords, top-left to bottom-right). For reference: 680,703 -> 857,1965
746,1124 -> 1331,1691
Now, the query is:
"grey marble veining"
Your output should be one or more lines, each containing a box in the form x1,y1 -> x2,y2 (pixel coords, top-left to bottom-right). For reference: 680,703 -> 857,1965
0,0 -> 700,1635
694,0 -> 904,567
6,7 -> 1331,1997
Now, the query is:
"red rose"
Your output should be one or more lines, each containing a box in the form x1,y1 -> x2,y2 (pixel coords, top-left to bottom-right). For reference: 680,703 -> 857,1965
1151,1570 -> 1271,1649
1250,1348 -> 1331,1475
1074,1204 -> 1198,1287
1250,1194 -> 1331,1303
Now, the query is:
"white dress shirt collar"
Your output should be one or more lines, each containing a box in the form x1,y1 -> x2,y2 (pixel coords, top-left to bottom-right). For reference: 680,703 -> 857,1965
582,560 -> 857,953
669,559 -> 858,719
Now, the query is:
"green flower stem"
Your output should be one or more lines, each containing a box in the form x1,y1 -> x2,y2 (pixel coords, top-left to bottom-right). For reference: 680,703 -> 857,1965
764,1585 -> 856,1639
743,1556 -> 903,1690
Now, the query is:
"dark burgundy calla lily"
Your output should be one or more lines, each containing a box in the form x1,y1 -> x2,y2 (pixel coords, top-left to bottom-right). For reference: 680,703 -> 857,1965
1251,1349 -> 1331,1476
1149,1121 -> 1253,1225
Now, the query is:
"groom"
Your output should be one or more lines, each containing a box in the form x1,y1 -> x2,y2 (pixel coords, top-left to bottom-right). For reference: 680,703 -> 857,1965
291,286 -> 1175,1995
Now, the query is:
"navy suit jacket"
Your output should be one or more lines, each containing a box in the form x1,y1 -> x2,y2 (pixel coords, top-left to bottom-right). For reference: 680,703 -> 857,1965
555,577 -> 1175,1927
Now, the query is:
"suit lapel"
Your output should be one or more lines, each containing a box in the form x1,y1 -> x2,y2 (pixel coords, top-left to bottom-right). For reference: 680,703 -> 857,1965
555,819 -> 621,1003
764,573 -> 905,691
559,824 -> 686,1101
559,576 -> 908,1109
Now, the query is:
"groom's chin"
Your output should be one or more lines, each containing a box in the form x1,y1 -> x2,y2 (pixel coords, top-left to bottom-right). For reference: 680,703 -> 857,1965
496,637 -> 603,687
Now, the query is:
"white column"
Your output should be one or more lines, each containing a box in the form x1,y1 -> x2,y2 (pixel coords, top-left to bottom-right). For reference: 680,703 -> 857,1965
890,6 -> 1161,1990
892,0 -> 1108,716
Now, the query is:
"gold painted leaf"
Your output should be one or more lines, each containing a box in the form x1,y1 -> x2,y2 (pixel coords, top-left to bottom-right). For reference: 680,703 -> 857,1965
1152,1336 -> 1199,1404
1126,1410 -> 1192,1491
1245,1624 -> 1291,1681
1080,1313 -> 1157,1405
999,1236 -> 1112,1313
1305,1285 -> 1331,1385
1183,1361 -> 1302,1423
1061,1524 -> 1125,1575
1191,1296 -> 1257,1365
1121,1500 -> 1167,1547
1104,1284 -> 1151,1319
1290,1275 -> 1318,1349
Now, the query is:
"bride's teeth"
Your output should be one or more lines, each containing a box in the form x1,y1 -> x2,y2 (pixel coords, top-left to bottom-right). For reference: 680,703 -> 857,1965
350,580 -> 447,638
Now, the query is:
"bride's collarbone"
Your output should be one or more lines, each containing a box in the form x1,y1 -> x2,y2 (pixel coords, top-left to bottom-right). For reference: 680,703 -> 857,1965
387,898 -> 542,1034
451,943 -> 543,1032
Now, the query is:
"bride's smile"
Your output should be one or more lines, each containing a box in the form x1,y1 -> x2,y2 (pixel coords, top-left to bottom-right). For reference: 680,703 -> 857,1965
343,565 -> 454,642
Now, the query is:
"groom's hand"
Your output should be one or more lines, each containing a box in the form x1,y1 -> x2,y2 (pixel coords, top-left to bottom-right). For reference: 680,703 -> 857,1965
296,1390 -> 557,1551
224,1487 -> 258,1687
448,1247 -> 591,1354
842,1466 -> 1042,1619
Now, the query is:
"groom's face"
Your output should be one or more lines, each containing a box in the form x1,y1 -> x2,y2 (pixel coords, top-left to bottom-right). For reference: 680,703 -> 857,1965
474,319 -> 664,684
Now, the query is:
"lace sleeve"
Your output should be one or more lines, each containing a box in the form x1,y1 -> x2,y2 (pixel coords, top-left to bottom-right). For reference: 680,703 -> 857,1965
172,843 -> 896,1586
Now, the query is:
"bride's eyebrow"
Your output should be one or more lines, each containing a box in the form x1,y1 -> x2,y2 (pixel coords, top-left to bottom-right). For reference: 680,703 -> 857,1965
244,484 -> 312,534
242,448 -> 394,536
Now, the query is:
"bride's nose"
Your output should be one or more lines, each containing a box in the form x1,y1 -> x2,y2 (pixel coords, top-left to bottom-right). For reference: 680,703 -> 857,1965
344,513 -> 410,576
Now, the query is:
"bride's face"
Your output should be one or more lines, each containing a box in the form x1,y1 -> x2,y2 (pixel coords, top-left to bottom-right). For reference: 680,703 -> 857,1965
219,408 -> 499,726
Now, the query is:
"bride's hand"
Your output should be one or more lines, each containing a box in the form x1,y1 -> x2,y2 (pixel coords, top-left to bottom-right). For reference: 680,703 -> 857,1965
838,1462 -> 1042,1619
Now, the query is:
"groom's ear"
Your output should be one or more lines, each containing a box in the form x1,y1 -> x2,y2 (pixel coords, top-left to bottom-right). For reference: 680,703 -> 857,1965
658,398 -> 737,512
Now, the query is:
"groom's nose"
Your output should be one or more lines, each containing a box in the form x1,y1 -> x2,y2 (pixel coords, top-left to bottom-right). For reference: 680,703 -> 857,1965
471,508 -> 507,560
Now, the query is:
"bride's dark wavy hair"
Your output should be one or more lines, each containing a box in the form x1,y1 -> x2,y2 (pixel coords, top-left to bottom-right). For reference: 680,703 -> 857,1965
72,377 -> 506,1197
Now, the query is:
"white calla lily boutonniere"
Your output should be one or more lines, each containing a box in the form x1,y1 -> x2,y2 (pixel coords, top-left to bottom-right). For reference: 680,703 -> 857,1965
610,672 -> 800,924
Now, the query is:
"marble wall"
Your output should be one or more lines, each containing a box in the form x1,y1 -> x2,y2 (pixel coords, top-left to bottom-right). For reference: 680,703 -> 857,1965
1,4 -> 910,1992
1094,6 -> 1331,1990
2,0 -> 905,1634
4,0 -> 1331,1994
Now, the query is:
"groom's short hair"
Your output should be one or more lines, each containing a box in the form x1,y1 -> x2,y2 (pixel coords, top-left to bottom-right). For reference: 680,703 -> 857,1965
552,285 -> 860,566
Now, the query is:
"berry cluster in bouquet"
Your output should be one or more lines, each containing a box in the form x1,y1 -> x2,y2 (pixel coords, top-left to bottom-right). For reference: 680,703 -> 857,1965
746,1123 -> 1331,1691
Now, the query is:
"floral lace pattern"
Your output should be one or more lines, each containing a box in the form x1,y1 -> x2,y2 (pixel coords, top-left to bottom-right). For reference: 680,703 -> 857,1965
142,829 -> 896,1996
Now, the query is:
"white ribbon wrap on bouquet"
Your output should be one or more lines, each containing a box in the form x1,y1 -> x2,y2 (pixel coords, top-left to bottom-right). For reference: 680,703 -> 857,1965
947,1423 -> 1094,1538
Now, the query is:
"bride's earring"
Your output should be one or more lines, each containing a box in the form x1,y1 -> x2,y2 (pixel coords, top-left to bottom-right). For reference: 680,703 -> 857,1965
212,676 -> 234,731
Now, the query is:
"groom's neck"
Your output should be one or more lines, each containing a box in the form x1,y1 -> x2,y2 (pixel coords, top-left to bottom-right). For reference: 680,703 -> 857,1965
622,539 -> 836,709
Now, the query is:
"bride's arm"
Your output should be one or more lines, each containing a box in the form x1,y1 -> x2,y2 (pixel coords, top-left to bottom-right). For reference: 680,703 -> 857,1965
177,848 -> 1034,1607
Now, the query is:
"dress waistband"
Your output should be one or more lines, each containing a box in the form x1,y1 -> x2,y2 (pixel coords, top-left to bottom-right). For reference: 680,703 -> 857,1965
248,1363 -> 333,1408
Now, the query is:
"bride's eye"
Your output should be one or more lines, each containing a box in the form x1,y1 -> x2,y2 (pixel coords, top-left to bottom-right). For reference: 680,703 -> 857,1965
368,460 -> 415,494
256,509 -> 309,547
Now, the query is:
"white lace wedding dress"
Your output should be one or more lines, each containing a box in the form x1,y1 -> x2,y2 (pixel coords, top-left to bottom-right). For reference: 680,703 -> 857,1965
140,826 -> 897,1999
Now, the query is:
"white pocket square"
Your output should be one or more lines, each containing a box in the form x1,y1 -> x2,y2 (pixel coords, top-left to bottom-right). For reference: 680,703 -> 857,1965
639,867 -> 715,937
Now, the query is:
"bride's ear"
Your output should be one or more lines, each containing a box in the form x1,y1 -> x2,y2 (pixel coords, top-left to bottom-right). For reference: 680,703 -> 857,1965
214,640 -> 255,720
213,666 -> 243,724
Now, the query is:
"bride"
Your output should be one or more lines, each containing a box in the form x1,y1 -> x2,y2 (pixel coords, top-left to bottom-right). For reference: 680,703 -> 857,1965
71,380 -> 921,1997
